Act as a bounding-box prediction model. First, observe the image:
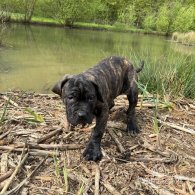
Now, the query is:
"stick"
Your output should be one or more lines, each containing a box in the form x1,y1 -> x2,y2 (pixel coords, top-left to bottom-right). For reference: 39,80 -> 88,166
107,129 -> 126,153
1,153 -> 8,173
0,146 -> 59,156
0,171 -> 13,183
140,178 -> 174,195
102,181 -> 121,195
158,120 -> 195,135
37,128 -> 63,143
94,164 -> 100,195
2,96 -> 19,107
0,151 -> 29,194
0,130 -> 11,140
140,163 -> 195,182
0,143 -> 83,150
174,175 -> 195,183
4,157 -> 47,195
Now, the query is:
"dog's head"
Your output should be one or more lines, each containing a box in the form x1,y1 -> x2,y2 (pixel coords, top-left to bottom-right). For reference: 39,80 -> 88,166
52,75 -> 103,126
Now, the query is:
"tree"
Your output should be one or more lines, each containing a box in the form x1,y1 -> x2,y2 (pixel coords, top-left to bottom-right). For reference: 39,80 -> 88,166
156,4 -> 170,32
118,5 -> 136,26
50,0 -> 91,26
172,5 -> 195,32
23,0 -> 37,22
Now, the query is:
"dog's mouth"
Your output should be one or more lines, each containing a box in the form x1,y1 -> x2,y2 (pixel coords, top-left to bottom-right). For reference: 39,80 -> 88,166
67,115 -> 94,127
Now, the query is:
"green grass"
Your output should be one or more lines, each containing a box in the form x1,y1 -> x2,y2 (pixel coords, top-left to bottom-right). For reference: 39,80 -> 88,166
10,13 -> 166,35
128,52 -> 195,99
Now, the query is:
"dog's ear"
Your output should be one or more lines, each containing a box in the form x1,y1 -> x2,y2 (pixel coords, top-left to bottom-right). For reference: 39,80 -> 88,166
92,82 -> 104,103
52,74 -> 73,96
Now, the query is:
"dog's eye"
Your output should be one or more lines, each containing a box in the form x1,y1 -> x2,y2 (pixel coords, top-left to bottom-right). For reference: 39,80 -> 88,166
67,96 -> 74,100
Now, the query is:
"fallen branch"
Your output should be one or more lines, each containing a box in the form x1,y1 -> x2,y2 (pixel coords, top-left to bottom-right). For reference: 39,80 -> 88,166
0,150 -> 29,194
0,143 -> 83,151
0,146 -> 60,156
2,96 -> 19,107
0,130 -> 11,140
0,170 -> 13,183
4,156 -> 47,195
102,181 -> 121,195
107,129 -> 126,153
140,178 -> 174,195
94,164 -> 100,195
140,163 -> 195,183
1,153 -> 8,173
158,120 -> 195,135
37,128 -> 63,143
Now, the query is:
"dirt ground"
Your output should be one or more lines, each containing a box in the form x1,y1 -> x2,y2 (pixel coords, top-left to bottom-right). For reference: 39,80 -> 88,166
0,91 -> 195,195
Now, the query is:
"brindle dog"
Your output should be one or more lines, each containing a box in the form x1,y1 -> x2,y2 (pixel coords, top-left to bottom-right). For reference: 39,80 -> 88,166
52,56 -> 144,161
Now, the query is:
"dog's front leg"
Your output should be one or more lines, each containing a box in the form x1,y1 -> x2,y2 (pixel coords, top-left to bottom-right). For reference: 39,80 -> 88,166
83,104 -> 109,161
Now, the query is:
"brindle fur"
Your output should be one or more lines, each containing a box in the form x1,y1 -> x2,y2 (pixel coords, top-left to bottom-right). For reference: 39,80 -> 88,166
52,56 -> 144,161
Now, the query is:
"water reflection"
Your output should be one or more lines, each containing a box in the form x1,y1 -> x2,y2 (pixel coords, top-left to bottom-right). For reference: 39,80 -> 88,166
0,24 -> 194,92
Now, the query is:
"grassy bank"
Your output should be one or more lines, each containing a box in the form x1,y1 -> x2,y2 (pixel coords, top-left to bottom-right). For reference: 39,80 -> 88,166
127,52 -> 195,99
10,13 -> 167,35
172,32 -> 195,46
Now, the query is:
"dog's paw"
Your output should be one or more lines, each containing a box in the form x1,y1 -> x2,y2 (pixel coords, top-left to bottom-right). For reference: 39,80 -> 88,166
83,143 -> 102,161
127,121 -> 140,135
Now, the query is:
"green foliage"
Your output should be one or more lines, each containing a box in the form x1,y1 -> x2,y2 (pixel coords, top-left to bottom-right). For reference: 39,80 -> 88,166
156,4 -> 170,32
118,5 -> 136,26
25,107 -> 44,123
172,5 -> 195,32
143,14 -> 156,30
49,0 -> 91,26
0,0 -> 194,32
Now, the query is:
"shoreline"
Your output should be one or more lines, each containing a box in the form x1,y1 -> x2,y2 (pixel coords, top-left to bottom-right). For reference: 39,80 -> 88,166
9,15 -> 167,36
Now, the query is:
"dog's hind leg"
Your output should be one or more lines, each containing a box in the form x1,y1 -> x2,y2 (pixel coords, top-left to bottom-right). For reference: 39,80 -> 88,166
126,81 -> 139,135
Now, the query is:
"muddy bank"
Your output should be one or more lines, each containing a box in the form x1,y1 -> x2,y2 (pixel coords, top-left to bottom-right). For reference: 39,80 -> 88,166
0,91 -> 195,194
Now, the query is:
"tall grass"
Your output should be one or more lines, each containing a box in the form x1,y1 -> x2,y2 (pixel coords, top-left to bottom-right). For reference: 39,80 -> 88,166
127,52 -> 195,99
172,31 -> 195,46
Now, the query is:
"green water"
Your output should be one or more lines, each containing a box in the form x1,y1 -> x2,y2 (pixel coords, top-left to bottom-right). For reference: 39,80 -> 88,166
0,24 -> 194,93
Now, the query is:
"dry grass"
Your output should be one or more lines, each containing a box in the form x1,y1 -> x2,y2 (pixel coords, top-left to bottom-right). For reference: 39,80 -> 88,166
0,91 -> 195,194
172,31 -> 195,46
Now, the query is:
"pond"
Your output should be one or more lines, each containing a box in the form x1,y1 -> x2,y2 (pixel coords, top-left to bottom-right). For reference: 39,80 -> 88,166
0,24 -> 194,93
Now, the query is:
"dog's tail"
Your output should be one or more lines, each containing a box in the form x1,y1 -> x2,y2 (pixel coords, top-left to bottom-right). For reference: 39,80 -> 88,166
136,60 -> 144,73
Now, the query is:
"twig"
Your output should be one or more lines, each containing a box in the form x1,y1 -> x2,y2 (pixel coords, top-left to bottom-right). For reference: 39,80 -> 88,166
0,130 -> 11,140
158,120 -> 195,135
4,156 -> 47,195
0,146 -> 59,156
0,151 -> 29,194
0,170 -> 13,183
186,181 -> 194,195
0,143 -> 83,150
1,153 -> 8,173
107,129 -> 126,153
2,96 -> 19,107
139,163 -> 166,178
140,178 -> 174,195
94,164 -> 100,195
140,163 -> 195,182
37,128 -> 63,143
102,181 -> 121,195
107,121 -> 126,131
28,143 -> 83,150
174,175 -> 195,183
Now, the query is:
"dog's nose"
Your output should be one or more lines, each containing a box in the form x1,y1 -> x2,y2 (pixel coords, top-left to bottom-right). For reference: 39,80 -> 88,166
78,111 -> 87,118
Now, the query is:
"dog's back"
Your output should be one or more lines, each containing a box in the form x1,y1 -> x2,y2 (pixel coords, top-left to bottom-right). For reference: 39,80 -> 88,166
83,56 -> 138,102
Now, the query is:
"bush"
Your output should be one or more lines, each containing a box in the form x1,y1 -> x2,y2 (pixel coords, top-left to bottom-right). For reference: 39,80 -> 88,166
156,4 -> 170,32
143,14 -> 156,31
118,5 -> 136,27
172,5 -> 195,32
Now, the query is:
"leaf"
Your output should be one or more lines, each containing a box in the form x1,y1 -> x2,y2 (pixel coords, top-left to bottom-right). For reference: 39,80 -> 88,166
25,107 -> 44,123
